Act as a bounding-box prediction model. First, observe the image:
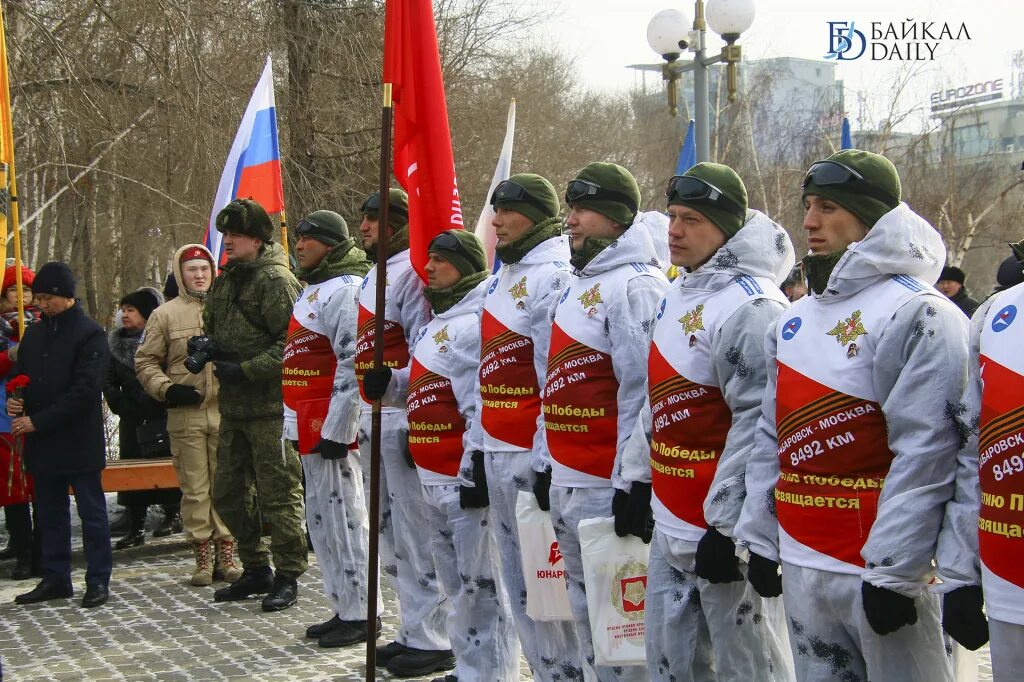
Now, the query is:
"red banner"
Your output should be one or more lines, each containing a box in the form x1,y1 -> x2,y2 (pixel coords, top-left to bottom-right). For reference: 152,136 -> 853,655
383,0 -> 464,281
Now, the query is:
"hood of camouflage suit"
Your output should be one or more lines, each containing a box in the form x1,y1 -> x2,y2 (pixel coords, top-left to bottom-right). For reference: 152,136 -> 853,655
813,202 -> 945,301
680,209 -> 796,291
576,214 -> 665,278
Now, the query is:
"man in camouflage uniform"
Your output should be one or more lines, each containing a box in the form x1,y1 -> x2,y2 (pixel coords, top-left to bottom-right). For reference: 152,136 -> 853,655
201,198 -> 306,611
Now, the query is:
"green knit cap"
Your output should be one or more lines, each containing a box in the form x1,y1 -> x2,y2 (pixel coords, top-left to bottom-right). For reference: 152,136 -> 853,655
801,149 -> 902,229
361,188 -> 410,231
428,229 -> 488,277
492,173 -> 560,225
215,198 -> 275,243
568,162 -> 641,227
295,210 -> 349,247
667,162 -> 748,238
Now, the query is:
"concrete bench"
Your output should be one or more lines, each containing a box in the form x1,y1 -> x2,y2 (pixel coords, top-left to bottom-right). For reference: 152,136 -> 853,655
101,458 -> 179,492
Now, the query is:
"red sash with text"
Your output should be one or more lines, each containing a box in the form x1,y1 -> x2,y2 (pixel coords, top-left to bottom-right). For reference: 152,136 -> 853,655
406,357 -> 466,477
479,309 -> 541,450
978,355 -> 1024,589
283,316 -> 336,454
543,322 -> 618,479
355,304 -> 410,403
648,344 -> 731,529
774,363 -> 894,567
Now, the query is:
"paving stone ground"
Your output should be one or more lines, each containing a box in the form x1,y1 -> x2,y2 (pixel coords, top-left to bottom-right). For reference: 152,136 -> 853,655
0,498 -> 993,681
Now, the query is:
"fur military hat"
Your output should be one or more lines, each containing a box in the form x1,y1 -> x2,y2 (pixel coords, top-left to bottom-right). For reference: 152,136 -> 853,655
215,198 -> 275,243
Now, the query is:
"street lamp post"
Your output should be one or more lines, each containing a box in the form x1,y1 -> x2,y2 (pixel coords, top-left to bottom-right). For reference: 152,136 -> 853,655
646,0 -> 755,162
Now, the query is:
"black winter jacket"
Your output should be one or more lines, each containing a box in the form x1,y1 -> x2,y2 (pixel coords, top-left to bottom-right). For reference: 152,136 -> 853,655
16,302 -> 109,476
104,327 -> 167,460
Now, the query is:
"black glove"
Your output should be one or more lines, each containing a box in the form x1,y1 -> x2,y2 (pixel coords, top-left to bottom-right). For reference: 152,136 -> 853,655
315,438 -> 349,460
165,384 -> 202,407
942,585 -> 989,650
747,552 -> 783,598
363,367 -> 393,401
213,360 -> 246,384
533,469 -> 551,511
612,483 -> 653,544
861,582 -> 918,635
459,450 -> 489,509
694,527 -> 744,583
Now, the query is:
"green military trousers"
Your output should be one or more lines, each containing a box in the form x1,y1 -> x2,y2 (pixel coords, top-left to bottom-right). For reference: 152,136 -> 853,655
212,417 -> 308,578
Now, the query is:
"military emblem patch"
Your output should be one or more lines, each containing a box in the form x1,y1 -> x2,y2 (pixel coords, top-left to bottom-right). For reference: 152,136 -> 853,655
578,283 -> 603,318
509,276 -> 528,310
679,304 -> 705,335
306,287 -> 320,304
432,325 -> 451,354
827,310 -> 867,347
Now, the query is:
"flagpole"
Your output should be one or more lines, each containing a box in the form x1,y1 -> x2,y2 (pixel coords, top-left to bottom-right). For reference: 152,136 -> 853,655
0,1 -> 25,337
365,81 -> 392,682
279,208 -> 289,260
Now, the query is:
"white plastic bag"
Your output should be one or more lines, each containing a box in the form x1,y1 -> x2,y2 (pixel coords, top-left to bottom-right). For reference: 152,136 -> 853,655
953,644 -> 978,682
578,516 -> 649,667
515,491 -> 573,621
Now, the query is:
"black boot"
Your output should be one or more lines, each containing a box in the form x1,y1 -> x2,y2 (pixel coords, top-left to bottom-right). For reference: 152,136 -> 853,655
213,566 -> 273,602
306,614 -> 342,639
318,617 -> 382,648
385,648 -> 456,678
3,503 -> 32,561
153,509 -> 182,538
10,550 -> 33,580
261,574 -> 298,612
114,506 -> 146,550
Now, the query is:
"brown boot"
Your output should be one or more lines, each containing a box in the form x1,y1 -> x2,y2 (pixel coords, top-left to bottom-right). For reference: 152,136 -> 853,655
214,539 -> 243,583
191,541 -> 213,586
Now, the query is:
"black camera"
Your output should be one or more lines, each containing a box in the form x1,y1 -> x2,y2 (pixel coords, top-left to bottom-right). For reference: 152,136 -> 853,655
185,335 -> 217,374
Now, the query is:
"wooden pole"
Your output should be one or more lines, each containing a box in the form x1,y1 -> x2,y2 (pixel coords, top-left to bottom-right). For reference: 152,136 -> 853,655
365,81 -> 393,681
279,208 -> 289,261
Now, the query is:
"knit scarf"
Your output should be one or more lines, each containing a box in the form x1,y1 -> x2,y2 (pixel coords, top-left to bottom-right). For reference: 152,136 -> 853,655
295,238 -> 371,284
570,236 -> 617,272
803,251 -> 846,295
424,271 -> 488,314
366,225 -> 410,263
495,216 -> 563,265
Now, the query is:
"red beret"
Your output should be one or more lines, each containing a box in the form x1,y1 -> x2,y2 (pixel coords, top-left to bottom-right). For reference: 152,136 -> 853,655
179,247 -> 214,266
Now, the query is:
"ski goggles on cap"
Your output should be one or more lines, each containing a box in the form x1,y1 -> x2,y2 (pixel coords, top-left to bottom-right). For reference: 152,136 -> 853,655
664,175 -> 746,220
428,230 -> 474,262
294,218 -> 324,236
360,191 -> 408,219
564,179 -> 638,214
490,180 -> 551,215
801,160 -> 900,208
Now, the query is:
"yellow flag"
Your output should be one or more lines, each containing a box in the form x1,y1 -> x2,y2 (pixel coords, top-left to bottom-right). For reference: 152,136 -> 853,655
0,1 -> 27,337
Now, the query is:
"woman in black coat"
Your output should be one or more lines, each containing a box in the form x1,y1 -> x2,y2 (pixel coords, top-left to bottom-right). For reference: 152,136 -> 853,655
104,288 -> 180,549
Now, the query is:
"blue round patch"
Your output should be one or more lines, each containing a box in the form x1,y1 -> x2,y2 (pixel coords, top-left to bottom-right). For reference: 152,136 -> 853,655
992,304 -> 1017,332
488,277 -> 499,294
656,298 -> 667,320
781,317 -> 802,340
559,288 -> 571,304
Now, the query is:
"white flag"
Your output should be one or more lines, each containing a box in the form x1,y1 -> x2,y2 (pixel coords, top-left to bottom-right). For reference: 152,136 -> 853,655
474,99 -> 516,271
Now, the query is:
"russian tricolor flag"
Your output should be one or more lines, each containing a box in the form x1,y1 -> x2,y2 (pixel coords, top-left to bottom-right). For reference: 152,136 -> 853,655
204,56 -> 284,264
